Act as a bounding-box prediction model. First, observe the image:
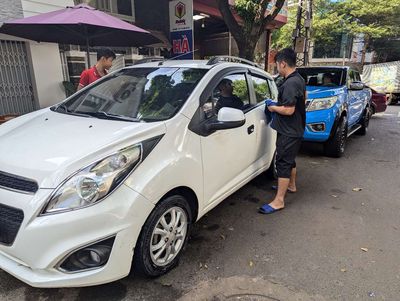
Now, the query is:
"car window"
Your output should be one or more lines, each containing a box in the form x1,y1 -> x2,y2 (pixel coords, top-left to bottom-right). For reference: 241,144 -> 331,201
202,73 -> 250,119
347,69 -> 358,86
252,76 -> 272,103
59,67 -> 207,122
354,71 -> 361,82
298,68 -> 345,86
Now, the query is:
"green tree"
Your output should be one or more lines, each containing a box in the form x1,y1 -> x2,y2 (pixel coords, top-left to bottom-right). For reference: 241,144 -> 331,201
337,0 -> 400,63
369,38 -> 400,62
272,0 -> 343,52
216,0 -> 286,60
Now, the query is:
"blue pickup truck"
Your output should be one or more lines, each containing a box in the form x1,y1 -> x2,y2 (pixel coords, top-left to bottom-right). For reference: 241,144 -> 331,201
297,66 -> 372,157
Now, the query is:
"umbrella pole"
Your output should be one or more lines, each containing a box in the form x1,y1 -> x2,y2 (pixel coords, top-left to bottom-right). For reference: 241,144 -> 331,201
86,38 -> 91,67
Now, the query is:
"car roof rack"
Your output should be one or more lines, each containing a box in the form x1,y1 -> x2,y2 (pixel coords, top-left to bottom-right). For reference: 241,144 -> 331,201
133,57 -> 165,65
206,56 -> 259,68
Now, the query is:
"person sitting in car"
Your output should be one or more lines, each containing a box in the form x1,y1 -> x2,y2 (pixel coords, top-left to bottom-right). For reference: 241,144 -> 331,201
322,73 -> 337,87
215,79 -> 244,112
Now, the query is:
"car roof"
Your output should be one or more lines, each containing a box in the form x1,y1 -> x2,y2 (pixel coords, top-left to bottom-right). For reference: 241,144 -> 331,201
125,59 -> 271,76
298,66 -> 350,70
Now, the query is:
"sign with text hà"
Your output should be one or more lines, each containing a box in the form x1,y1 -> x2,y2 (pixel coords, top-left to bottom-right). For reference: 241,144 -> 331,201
169,0 -> 193,59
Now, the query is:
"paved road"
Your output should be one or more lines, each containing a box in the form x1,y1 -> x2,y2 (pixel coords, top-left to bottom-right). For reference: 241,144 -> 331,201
1,106 -> 399,301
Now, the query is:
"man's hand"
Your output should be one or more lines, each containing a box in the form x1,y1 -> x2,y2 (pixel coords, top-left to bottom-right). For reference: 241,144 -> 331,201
265,99 -> 278,107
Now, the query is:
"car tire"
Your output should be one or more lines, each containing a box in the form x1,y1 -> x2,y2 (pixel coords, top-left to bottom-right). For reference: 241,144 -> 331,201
266,151 -> 278,180
133,195 -> 192,277
356,107 -> 370,136
386,94 -> 397,105
370,106 -> 376,115
324,116 -> 347,158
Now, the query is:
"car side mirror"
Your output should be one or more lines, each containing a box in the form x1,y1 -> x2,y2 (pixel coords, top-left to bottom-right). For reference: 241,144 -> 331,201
349,82 -> 364,90
205,107 -> 245,132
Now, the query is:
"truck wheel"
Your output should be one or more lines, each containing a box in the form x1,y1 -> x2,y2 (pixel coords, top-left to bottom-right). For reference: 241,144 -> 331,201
134,195 -> 192,277
356,107 -> 370,136
324,116 -> 347,158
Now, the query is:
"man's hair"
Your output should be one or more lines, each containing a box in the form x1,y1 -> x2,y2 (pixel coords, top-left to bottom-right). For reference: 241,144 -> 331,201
275,48 -> 296,67
323,73 -> 335,81
97,48 -> 116,61
218,78 -> 232,89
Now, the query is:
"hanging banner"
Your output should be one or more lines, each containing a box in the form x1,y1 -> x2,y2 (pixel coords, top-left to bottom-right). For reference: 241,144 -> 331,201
169,0 -> 193,59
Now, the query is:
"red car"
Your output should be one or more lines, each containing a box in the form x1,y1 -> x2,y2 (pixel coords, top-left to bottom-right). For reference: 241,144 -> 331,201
369,87 -> 387,114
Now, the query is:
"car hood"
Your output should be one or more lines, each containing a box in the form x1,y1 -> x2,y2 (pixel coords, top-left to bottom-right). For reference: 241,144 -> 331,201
306,86 -> 346,99
0,109 -> 166,188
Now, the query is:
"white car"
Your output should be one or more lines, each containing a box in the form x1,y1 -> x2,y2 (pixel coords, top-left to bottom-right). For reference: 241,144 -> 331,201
0,57 -> 277,287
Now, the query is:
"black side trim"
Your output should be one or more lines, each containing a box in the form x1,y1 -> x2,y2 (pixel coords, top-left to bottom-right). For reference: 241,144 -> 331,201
329,104 -> 347,140
142,134 -> 164,160
0,170 -> 38,194
0,203 -> 24,246
205,120 -> 246,132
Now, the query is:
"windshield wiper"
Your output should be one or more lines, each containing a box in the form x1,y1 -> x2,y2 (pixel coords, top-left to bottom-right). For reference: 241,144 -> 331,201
77,111 -> 140,122
54,103 -> 69,112
52,103 -> 91,117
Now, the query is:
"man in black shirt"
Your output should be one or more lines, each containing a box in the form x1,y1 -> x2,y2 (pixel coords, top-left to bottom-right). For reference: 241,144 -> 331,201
215,79 -> 244,112
259,48 -> 306,214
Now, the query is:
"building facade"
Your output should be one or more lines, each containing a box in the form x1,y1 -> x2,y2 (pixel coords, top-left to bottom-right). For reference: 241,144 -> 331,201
0,0 -> 74,115
1,0 -> 287,116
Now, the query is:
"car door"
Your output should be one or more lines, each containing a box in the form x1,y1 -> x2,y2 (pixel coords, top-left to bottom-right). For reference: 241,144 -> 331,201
347,69 -> 365,126
249,73 -> 278,167
193,70 -> 258,207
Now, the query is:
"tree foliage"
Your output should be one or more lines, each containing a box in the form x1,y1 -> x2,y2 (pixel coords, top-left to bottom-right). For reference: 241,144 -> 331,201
271,0 -> 400,62
216,0 -> 286,60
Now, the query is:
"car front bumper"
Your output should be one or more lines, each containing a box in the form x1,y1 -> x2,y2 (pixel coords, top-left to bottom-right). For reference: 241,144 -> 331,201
303,107 -> 338,142
0,184 -> 154,288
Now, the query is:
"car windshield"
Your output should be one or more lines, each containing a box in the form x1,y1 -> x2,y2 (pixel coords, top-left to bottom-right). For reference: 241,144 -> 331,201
53,67 -> 208,122
298,68 -> 345,87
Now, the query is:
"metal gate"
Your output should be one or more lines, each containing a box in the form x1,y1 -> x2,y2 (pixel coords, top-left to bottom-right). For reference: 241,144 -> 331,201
0,40 -> 36,115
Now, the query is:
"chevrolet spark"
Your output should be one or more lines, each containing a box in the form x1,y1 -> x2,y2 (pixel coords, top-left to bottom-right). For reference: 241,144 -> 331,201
0,58 -> 277,287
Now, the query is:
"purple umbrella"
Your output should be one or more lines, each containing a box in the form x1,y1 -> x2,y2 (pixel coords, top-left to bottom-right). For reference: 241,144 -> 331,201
0,4 -> 160,65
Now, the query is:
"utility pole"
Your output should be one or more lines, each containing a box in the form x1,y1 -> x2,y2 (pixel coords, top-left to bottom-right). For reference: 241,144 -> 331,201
292,0 -> 313,66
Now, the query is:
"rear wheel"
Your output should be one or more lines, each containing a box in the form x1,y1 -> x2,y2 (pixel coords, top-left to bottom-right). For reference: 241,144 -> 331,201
370,106 -> 376,115
356,107 -> 370,136
134,195 -> 192,277
324,116 -> 347,158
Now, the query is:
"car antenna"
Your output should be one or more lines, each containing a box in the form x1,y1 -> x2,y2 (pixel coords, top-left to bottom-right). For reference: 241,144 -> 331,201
158,49 -> 199,65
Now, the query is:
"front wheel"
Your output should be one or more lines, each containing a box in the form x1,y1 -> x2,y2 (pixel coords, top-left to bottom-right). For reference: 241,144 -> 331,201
324,116 -> 348,158
134,195 -> 192,277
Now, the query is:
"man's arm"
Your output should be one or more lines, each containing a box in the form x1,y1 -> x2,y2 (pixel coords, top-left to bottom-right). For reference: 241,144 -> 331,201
268,105 -> 295,115
77,70 -> 89,91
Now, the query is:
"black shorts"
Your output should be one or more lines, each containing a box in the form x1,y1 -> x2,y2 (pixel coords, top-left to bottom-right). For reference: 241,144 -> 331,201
276,133 -> 302,178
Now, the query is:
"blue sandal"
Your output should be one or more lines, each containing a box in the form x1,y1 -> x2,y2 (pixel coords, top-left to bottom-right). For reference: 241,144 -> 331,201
258,204 -> 284,214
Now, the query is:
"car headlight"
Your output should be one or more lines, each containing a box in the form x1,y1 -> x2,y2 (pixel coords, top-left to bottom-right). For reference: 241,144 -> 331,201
41,144 -> 142,215
307,96 -> 338,111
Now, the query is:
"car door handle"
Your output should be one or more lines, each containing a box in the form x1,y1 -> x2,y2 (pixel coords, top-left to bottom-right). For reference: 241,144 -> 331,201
247,125 -> 255,135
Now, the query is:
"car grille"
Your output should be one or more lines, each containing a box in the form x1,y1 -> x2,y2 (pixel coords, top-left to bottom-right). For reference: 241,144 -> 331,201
0,203 -> 24,245
0,170 -> 38,194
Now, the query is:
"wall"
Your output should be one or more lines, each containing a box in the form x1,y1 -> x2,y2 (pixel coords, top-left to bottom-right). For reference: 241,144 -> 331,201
20,0 -> 75,108
0,0 -> 23,24
21,0 -> 73,17
134,0 -> 169,37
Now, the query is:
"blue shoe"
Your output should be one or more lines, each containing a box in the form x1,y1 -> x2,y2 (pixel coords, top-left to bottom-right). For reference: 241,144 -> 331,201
258,204 -> 284,214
